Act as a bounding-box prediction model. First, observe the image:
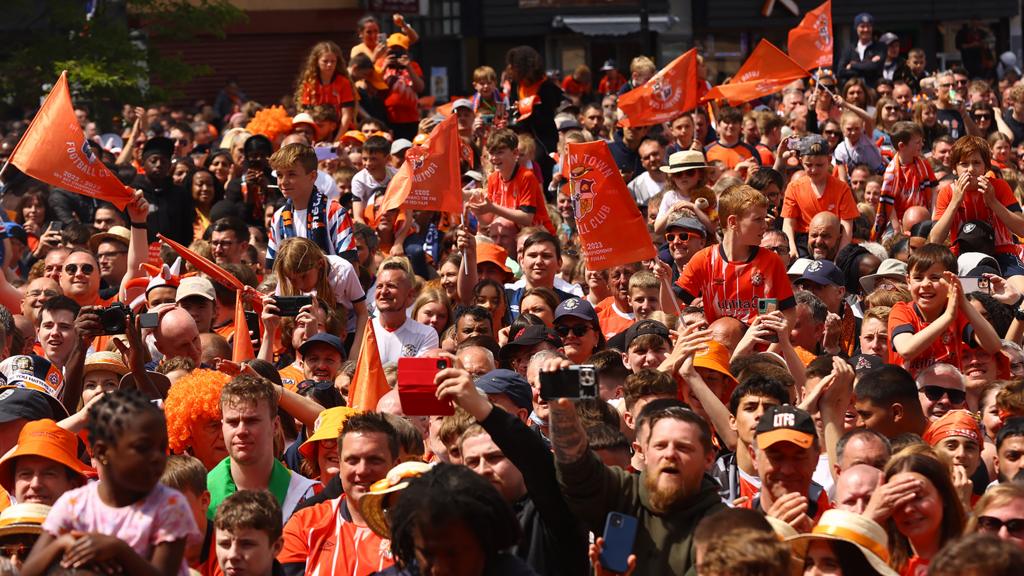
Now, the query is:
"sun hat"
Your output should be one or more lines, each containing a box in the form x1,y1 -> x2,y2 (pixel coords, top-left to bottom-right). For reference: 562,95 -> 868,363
298,406 -> 361,463
0,419 -> 92,493
476,243 -> 512,275
787,509 -> 898,576
359,461 -> 434,538
88,226 -> 130,252
83,351 -> 129,378
860,258 -> 908,293
0,503 -> 50,538
659,150 -> 709,174
693,341 -> 738,388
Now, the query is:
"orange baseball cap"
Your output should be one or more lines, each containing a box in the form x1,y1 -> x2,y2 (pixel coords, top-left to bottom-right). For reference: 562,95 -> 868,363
476,243 -> 512,275
0,419 -> 92,493
386,33 -> 410,50
340,130 -> 367,147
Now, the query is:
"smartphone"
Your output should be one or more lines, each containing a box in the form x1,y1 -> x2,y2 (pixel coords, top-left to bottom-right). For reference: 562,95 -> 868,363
397,357 -> 454,416
139,312 -> 159,329
539,365 -> 597,401
272,295 -> 313,317
757,298 -> 779,343
244,311 -> 261,349
314,146 -> 339,161
600,512 -> 638,574
960,277 -> 991,294
48,221 -> 63,232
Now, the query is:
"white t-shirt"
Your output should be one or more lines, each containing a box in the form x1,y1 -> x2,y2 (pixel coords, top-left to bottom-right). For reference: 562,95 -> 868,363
373,316 -> 439,365
627,171 -> 668,206
351,166 -> 398,203
506,276 -> 584,297
293,209 -> 308,237
316,170 -> 341,202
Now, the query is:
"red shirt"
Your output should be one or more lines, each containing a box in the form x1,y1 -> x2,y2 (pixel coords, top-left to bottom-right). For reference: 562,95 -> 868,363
705,141 -> 760,169
781,174 -> 859,233
888,301 -> 971,376
300,75 -> 355,122
933,175 -> 1022,255
486,164 -> 555,233
881,155 -> 937,218
382,62 -> 423,125
279,495 -> 393,576
598,74 -> 626,94
676,244 -> 795,325
594,296 -> 635,339
561,76 -> 591,97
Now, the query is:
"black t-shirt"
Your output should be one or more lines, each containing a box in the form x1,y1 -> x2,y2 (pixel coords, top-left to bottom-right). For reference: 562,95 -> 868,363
936,108 -> 967,140
1003,109 -> 1024,146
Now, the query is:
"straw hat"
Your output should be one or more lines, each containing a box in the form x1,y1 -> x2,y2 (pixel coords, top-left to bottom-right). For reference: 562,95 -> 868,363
659,150 -> 709,174
298,406 -> 361,463
358,461 -> 433,538
83,351 -> 129,378
786,509 -> 898,576
0,503 -> 49,538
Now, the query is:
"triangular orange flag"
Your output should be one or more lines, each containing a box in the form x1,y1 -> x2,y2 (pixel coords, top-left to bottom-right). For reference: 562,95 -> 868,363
8,71 -> 133,209
231,290 -> 255,363
701,40 -> 809,106
787,1 -> 834,72
158,233 -> 243,291
565,141 -> 657,270
349,320 -> 390,411
380,114 -> 462,214
618,49 -> 705,127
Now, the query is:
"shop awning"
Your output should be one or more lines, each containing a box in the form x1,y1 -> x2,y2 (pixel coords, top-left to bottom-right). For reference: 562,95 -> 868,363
551,14 -> 678,36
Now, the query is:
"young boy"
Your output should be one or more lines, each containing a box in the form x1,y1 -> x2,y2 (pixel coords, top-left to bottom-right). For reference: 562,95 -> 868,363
833,111 -> 886,181
628,270 -> 661,320
678,185 -> 796,326
781,135 -> 860,259
471,66 -> 507,123
929,135 -> 1024,278
888,243 -> 1001,376
350,135 -> 397,224
266,143 -> 355,268
875,121 -> 937,238
161,455 -> 213,574
214,490 -> 284,576
470,129 -> 555,234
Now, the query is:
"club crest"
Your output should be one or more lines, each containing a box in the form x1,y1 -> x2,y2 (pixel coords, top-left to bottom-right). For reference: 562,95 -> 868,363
568,165 -> 596,219
406,146 -> 428,171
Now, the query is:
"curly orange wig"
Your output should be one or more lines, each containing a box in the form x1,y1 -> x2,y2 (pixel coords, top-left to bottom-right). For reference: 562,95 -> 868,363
164,369 -> 230,454
246,106 -> 292,148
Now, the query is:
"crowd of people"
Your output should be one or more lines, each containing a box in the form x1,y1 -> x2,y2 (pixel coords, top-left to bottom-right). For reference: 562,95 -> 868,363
0,8 -> 1022,576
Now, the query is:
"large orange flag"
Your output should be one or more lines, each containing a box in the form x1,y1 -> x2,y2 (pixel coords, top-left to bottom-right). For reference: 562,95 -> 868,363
380,114 -> 462,214
787,1 -> 834,72
618,49 -> 705,127
565,141 -> 656,270
349,320 -> 390,411
8,72 -> 133,209
701,40 -> 809,105
158,233 -> 243,291
231,290 -> 255,362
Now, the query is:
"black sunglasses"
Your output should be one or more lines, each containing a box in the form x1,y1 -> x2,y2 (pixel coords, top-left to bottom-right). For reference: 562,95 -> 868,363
977,516 -> 1024,537
63,263 -> 95,276
919,385 -> 966,405
555,324 -> 592,337
296,380 -> 334,395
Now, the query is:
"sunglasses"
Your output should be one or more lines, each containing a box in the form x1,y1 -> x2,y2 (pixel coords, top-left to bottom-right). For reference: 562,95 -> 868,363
63,263 -> 94,276
973,114 -> 993,121
824,129 -> 842,136
919,385 -> 966,405
555,324 -> 592,338
665,232 -> 693,242
296,380 -> 335,395
976,516 -> 1024,537
883,105 -> 900,112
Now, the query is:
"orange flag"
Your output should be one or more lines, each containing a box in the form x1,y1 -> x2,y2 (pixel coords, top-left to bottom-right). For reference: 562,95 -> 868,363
8,72 -> 133,210
158,233 -> 243,291
380,114 -> 462,214
565,141 -> 656,270
787,1 -> 834,72
701,40 -> 809,106
618,49 -> 705,127
231,290 -> 255,363
349,320 -> 390,411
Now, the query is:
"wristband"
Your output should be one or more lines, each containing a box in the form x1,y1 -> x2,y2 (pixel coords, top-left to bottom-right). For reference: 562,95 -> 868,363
130,221 -> 146,229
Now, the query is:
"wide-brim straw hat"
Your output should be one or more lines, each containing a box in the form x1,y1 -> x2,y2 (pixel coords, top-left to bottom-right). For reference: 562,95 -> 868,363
786,509 -> 898,576
659,150 -> 709,174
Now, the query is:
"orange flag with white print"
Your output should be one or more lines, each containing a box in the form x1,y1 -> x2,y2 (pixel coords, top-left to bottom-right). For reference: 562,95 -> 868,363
8,71 -> 133,209
618,49 -> 705,127
701,40 -> 809,105
380,113 -> 462,214
787,1 -> 834,71
231,290 -> 255,363
349,320 -> 390,411
565,141 -> 656,270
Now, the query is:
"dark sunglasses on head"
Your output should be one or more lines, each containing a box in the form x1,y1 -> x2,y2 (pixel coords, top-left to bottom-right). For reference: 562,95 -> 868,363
64,263 -> 94,276
976,516 -> 1024,537
555,324 -> 592,338
919,385 -> 966,405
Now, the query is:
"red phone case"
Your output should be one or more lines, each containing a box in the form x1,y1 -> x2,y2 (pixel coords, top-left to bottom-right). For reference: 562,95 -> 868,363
396,357 -> 454,416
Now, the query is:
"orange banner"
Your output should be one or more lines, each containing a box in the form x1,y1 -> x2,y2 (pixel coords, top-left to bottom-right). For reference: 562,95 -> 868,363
381,113 -> 462,214
349,320 -> 390,411
565,141 -> 656,270
701,40 -> 809,106
158,233 -> 244,291
231,290 -> 255,363
619,49 -> 705,128
8,72 -> 133,210
787,1 -> 834,72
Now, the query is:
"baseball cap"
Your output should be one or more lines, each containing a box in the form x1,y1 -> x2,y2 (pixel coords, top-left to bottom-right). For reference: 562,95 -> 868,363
846,354 -> 884,375
475,369 -> 533,411
796,260 -> 845,288
0,355 -> 63,399
958,252 -> 1001,278
756,405 -> 817,449
451,98 -> 473,112
340,130 -> 367,147
623,319 -> 671,351
555,115 -> 581,132
956,220 -> 996,255
499,325 -> 563,363
666,217 -> 706,238
601,59 -> 616,71
787,258 -> 815,280
0,388 -> 60,424
386,33 -> 410,50
854,12 -> 874,26
0,419 -> 93,493
554,297 -> 598,323
292,112 -> 317,131
176,276 -> 216,303
879,32 -> 899,46
298,333 -> 345,357
390,138 -> 413,155
141,136 -> 174,159
89,226 -> 130,252
298,406 -> 361,462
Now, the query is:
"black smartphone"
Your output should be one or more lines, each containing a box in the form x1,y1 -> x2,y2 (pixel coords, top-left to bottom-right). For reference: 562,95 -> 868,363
600,512 -> 638,574
272,295 -> 313,317
48,221 -> 63,232
244,311 -> 261,348
539,365 -> 597,401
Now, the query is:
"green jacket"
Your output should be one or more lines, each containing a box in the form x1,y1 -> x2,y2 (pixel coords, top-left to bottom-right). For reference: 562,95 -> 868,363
556,450 -> 727,576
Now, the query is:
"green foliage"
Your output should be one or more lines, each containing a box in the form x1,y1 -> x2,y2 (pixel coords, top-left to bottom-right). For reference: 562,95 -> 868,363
0,0 -> 245,117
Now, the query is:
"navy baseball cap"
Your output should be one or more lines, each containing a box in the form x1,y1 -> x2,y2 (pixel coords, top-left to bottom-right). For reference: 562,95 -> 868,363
555,297 -> 598,323
623,319 -> 671,351
298,333 -> 345,358
476,369 -> 533,411
847,354 -> 884,375
854,12 -> 873,26
796,260 -> 844,288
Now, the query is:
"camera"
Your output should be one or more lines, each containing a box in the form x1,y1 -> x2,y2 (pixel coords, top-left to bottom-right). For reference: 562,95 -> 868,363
98,303 -> 132,335
539,365 -> 597,400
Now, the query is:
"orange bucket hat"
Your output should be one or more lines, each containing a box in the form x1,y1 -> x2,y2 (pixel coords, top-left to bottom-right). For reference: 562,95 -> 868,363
0,419 -> 92,493
693,341 -> 738,387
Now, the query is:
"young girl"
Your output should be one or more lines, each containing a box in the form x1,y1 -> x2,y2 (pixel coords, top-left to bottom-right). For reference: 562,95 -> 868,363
653,151 -> 716,236
23,390 -> 200,576
473,279 -> 508,333
273,237 -> 368,357
989,132 -> 1013,170
912,100 -> 948,151
412,288 -> 452,336
295,41 -> 355,134
190,169 -> 219,240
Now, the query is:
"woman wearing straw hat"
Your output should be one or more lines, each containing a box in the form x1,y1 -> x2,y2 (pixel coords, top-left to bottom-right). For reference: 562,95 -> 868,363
652,150 -> 717,237
787,508 -> 898,576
